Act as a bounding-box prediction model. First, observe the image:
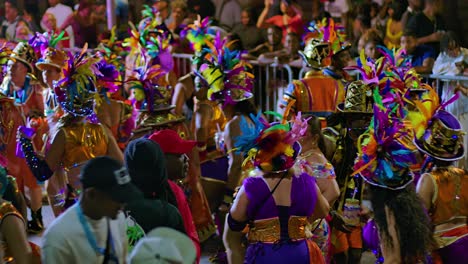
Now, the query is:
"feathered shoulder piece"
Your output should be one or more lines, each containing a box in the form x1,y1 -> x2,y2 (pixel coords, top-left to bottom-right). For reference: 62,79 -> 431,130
181,15 -> 216,53
353,89 -> 416,190
28,31 -> 67,56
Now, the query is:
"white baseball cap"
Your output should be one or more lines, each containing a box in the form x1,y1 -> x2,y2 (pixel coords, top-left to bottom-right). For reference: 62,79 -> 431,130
128,227 -> 196,264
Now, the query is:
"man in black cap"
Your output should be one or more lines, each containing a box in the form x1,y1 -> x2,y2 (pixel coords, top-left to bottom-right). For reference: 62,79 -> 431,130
42,156 -> 143,264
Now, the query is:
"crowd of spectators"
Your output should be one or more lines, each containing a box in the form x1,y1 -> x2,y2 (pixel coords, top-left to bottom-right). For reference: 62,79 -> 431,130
0,0 -> 466,92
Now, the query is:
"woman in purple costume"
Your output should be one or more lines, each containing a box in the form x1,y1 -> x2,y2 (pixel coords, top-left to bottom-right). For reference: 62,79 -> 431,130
224,112 -> 329,264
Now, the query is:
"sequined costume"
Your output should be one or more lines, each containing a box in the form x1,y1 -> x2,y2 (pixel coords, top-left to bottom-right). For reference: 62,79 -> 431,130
193,99 -> 229,213
241,174 -> 325,264
60,122 -> 108,188
1,77 -> 46,153
0,201 -> 41,262
0,95 -> 37,192
426,168 -> 468,263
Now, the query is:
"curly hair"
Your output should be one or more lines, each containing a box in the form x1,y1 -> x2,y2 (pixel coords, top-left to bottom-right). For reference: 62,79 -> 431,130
369,184 -> 435,263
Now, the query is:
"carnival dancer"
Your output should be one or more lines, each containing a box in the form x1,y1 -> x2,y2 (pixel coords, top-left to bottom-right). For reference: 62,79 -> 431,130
325,80 -> 374,264
294,115 -> 340,263
194,32 -> 256,229
95,30 -> 134,150
414,94 -> 468,263
320,18 -> 353,104
1,42 -> 46,233
94,59 -> 134,151
31,31 -> 69,217
172,16 -> 217,121
279,20 -> 342,126
0,46 -> 32,219
354,90 -> 434,263
17,46 -> 123,215
224,112 -> 329,264
0,156 -> 41,263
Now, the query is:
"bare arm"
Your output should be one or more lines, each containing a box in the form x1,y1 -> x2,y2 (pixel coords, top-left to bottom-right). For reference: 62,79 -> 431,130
171,80 -> 190,116
104,125 -> 124,163
417,32 -> 444,46
59,13 -> 74,32
224,118 -> 243,191
309,183 -> 330,220
194,104 -> 212,143
416,173 -> 434,211
316,178 -> 340,207
223,215 -> 245,264
257,0 -> 272,29
45,129 -> 66,171
2,215 -> 33,264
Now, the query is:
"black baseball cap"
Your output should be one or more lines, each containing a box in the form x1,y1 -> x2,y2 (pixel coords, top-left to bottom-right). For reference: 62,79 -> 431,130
80,156 -> 143,203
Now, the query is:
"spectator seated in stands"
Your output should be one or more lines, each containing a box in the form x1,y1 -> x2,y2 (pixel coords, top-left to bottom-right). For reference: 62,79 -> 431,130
0,0 -> 31,42
257,32 -> 301,65
400,31 -> 435,74
167,0 -> 191,36
405,0 -> 445,54
231,8 -> 265,51
41,13 -> 70,48
244,25 -> 283,60
357,29 -> 384,61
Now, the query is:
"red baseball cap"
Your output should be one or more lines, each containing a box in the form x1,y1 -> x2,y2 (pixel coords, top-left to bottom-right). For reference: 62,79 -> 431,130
149,130 -> 196,155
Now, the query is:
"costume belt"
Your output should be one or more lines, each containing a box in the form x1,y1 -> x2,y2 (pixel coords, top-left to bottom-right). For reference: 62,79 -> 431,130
247,216 -> 311,243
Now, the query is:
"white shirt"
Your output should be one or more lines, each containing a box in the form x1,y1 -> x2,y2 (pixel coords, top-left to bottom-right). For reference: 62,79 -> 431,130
42,203 -> 127,264
41,3 -> 75,47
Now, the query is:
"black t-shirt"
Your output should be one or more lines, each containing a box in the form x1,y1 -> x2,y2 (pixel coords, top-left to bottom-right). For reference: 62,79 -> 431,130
406,12 -> 445,54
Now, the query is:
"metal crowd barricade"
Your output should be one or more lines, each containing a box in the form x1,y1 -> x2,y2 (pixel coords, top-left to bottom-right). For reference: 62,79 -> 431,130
172,53 -> 194,78
249,60 -> 294,115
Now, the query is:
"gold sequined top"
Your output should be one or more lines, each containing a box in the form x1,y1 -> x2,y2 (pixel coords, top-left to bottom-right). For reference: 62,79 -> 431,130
248,216 -> 311,243
430,168 -> 468,225
61,123 -> 108,170
0,201 -> 25,263
193,99 -> 226,149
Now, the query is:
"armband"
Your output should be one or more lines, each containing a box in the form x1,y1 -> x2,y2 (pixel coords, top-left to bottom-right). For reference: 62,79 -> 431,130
18,137 -> 53,182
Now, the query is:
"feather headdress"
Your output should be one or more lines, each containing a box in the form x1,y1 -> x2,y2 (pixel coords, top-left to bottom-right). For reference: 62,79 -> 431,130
126,53 -> 167,113
54,45 -> 100,116
181,16 -> 216,53
234,111 -> 307,173
28,31 -> 67,57
353,89 -> 416,190
195,33 -> 254,105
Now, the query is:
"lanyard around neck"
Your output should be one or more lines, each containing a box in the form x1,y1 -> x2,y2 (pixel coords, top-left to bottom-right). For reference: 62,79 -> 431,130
76,204 -> 119,263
